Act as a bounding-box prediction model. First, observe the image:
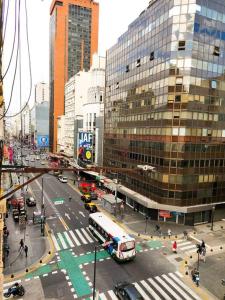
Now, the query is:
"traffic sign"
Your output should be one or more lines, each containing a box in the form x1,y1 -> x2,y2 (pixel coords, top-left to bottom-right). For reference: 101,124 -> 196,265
51,197 -> 64,205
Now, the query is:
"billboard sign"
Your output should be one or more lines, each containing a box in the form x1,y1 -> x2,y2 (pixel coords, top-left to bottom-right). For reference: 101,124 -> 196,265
77,132 -> 93,163
37,135 -> 49,148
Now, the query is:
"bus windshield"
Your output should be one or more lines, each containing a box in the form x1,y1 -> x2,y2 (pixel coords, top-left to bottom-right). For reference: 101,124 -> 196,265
120,241 -> 135,252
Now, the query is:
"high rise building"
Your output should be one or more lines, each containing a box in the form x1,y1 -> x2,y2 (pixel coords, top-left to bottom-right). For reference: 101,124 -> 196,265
104,0 -> 225,225
49,0 -> 99,152
35,82 -> 49,104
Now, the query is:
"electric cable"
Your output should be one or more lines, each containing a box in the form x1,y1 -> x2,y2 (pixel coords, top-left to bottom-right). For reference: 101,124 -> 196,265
5,0 -> 32,119
1,0 -> 18,81
0,0 -> 20,120
2,0 -> 9,47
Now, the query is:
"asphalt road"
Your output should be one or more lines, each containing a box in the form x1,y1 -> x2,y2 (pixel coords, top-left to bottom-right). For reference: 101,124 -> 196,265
13,150 -> 203,300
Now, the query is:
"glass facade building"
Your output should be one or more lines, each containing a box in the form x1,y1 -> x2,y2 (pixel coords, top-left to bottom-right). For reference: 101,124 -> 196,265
104,0 -> 225,224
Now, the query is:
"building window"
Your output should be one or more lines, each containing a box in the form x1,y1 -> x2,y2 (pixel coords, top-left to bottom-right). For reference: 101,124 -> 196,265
136,58 -> 141,67
126,65 -> 130,72
211,80 -> 217,89
178,41 -> 185,50
213,46 -> 220,56
100,95 -> 103,102
116,82 -> 119,89
175,95 -> 181,102
150,51 -> 154,61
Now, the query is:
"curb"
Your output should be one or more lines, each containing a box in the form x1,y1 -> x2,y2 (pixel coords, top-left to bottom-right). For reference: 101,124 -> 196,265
4,223 -> 55,283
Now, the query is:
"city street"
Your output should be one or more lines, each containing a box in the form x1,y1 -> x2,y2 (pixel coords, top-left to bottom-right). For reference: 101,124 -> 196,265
4,156 -> 203,300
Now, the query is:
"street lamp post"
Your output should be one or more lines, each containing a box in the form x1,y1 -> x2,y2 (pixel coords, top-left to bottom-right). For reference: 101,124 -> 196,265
211,205 -> 215,231
92,245 -> 101,300
41,176 -> 45,236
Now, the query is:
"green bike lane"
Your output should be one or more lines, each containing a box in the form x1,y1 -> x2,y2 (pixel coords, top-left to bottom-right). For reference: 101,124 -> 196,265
25,240 -> 163,298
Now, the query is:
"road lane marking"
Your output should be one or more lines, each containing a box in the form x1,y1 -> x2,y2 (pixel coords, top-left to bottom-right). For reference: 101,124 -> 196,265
155,276 -> 182,300
65,213 -> 71,220
75,229 -> 87,244
64,232 -> 74,248
148,278 -> 172,300
140,280 -> 162,300
134,282 -> 150,300
81,228 -> 94,243
57,232 -> 68,249
59,217 -> 69,231
108,290 -> 118,300
162,274 -> 193,300
51,234 -> 60,251
69,230 -> 81,246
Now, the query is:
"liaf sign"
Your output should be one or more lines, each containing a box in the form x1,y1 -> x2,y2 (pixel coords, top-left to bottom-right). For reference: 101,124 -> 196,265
77,132 -> 93,162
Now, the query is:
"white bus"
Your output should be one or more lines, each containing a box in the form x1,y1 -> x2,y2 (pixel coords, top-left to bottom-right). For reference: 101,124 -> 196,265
89,212 -> 136,262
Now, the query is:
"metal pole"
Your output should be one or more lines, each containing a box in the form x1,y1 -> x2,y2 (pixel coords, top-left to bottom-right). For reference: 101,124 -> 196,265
93,245 -> 97,300
211,206 -> 215,231
197,251 -> 199,270
145,216 -> 148,234
41,177 -> 45,236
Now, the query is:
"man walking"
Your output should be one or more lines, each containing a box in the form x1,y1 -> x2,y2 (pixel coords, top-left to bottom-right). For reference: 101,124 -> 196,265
19,239 -> 24,251
24,245 -> 28,258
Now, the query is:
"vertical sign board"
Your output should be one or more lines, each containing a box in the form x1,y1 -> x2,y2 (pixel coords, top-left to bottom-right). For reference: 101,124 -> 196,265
37,135 -> 49,148
77,132 -> 93,163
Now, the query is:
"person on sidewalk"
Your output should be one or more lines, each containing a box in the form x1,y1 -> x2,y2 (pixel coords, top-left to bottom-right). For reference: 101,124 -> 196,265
183,230 -> 188,240
168,229 -> 172,238
19,239 -> 24,251
200,247 -> 206,262
24,245 -> 28,258
201,240 -> 206,250
69,196 -> 72,202
172,241 -> 177,254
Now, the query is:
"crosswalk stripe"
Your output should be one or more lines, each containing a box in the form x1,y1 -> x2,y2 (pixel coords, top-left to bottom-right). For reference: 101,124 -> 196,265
51,234 -> 60,251
140,279 -> 162,300
75,229 -> 88,244
134,282 -> 151,300
99,293 -> 108,300
180,244 -> 196,251
57,232 -> 68,249
81,228 -> 94,243
175,271 -> 183,278
162,274 -> 193,300
155,276 -> 182,300
69,230 -> 81,246
168,273 -> 202,300
64,232 -> 74,248
148,278 -> 172,300
107,290 -> 118,299
87,227 -> 98,241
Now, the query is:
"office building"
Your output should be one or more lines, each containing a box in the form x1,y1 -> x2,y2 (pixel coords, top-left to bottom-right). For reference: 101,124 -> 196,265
49,0 -> 99,153
35,82 -> 49,104
104,0 -> 225,225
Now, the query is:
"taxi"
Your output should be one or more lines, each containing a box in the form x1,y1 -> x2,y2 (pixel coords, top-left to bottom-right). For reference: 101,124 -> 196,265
84,202 -> 98,213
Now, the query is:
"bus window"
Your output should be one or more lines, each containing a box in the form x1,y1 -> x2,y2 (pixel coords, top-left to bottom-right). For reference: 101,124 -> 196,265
120,241 -> 135,252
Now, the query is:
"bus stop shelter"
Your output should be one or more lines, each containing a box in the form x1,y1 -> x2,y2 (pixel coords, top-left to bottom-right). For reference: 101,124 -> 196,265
101,194 -> 123,214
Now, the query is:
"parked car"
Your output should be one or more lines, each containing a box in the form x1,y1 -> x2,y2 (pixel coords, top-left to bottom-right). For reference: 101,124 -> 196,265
36,156 -> 40,160
11,197 -> 24,209
41,161 -> 45,165
58,174 -> 63,180
84,202 -> 98,213
13,208 -> 27,222
114,282 -> 144,300
26,197 -> 36,207
59,176 -> 68,183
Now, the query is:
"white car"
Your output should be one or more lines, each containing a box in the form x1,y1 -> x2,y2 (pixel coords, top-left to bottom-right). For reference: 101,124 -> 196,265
36,156 -> 40,160
41,161 -> 45,165
59,176 -> 68,183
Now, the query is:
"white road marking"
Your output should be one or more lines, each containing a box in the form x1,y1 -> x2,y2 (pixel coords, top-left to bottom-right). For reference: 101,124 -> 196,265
75,229 -> 87,244
148,278 -> 172,300
69,230 -> 81,246
79,211 -> 85,217
134,282 -> 150,300
155,276 -> 182,300
51,234 -> 60,251
64,231 -> 74,248
140,279 -> 162,300
57,232 -> 68,249
81,228 -> 94,243
162,274 -> 193,300
107,290 -> 118,300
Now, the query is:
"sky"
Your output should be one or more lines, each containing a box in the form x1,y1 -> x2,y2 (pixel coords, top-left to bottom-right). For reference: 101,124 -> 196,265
2,0 -> 149,116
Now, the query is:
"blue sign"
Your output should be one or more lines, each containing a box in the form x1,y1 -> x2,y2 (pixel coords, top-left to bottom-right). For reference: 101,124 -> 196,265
37,135 -> 49,147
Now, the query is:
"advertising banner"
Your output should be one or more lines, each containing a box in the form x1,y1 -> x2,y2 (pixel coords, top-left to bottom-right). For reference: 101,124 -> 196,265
77,132 -> 93,163
37,135 -> 49,148
159,210 -> 171,218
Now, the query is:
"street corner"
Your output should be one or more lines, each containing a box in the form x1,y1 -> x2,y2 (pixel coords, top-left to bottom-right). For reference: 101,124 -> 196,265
3,277 -> 45,300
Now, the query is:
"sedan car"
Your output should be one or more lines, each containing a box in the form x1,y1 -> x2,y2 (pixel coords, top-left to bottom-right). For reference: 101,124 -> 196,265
84,202 -> 98,213
81,193 -> 92,203
59,176 -> 68,183
114,282 -> 144,300
26,197 -> 36,207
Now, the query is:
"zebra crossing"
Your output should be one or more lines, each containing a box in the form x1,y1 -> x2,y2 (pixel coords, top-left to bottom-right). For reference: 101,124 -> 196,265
173,239 -> 197,254
51,227 -> 97,251
84,271 -> 201,300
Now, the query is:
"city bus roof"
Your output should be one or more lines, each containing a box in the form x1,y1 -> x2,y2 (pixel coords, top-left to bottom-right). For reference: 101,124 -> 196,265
89,212 -> 134,242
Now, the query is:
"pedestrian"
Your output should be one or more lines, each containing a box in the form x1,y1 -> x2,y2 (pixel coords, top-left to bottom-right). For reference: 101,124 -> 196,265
155,224 -> 160,232
172,241 -> 177,254
183,230 -> 188,240
201,247 -> 206,262
24,245 -> 28,257
168,229 -> 172,238
5,245 -> 10,257
201,240 -> 206,250
69,196 -> 72,202
19,239 -> 24,251
191,267 -> 197,282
